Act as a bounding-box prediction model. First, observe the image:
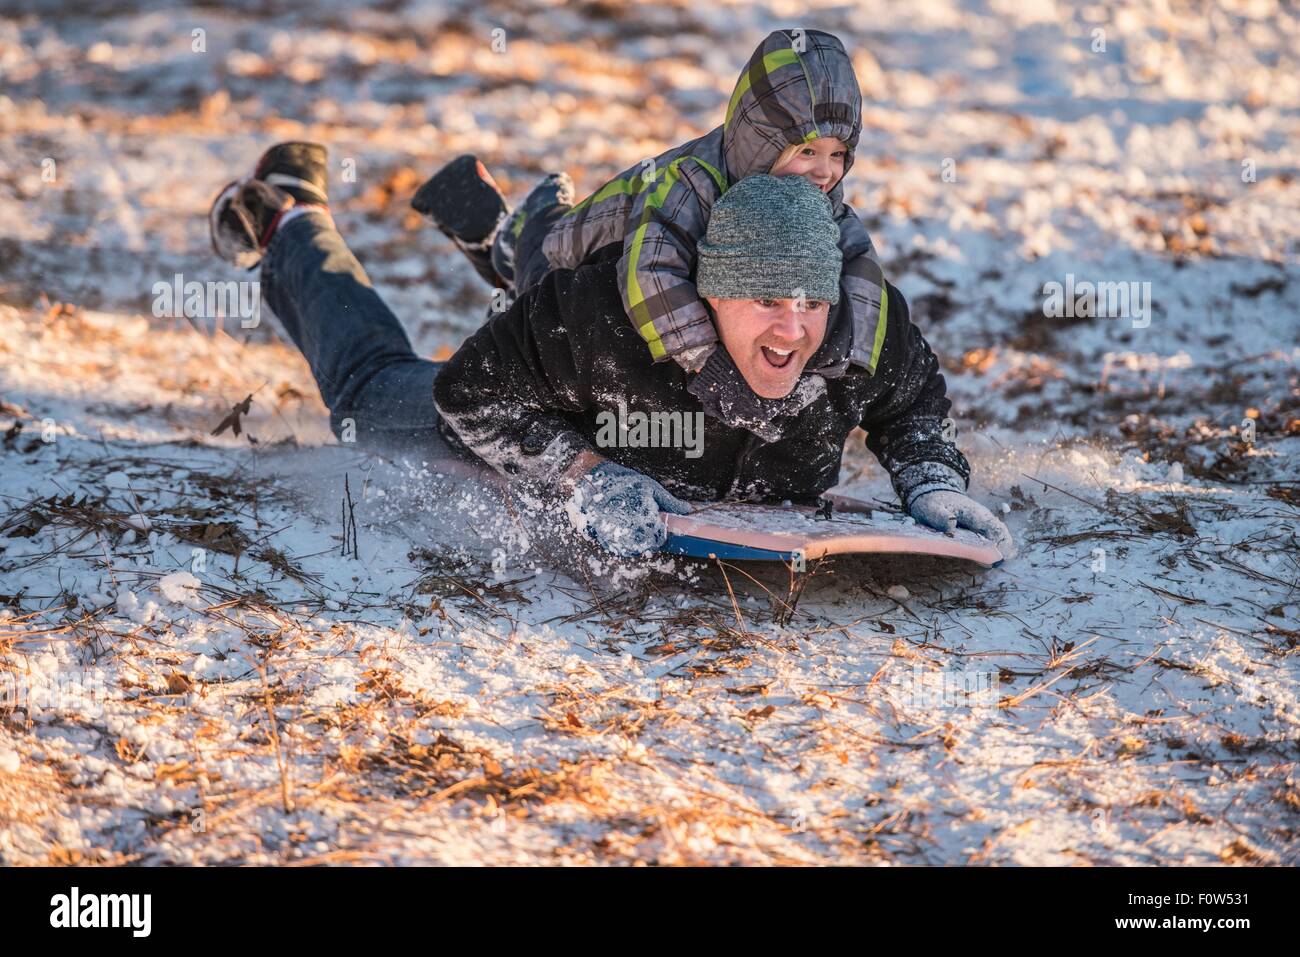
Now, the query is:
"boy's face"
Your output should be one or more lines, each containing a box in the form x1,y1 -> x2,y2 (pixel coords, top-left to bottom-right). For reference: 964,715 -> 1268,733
707,296 -> 830,399
770,136 -> 847,193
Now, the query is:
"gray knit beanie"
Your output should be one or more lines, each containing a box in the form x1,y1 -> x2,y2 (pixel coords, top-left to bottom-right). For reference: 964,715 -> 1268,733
696,174 -> 842,305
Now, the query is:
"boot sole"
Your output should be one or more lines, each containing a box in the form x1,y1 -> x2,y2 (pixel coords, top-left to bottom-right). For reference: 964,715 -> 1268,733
411,155 -> 507,244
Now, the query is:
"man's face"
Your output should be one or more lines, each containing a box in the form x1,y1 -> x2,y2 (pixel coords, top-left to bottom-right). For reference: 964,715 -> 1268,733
708,296 -> 830,399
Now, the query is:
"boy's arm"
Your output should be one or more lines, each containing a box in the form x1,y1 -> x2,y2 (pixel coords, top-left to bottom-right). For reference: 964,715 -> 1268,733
833,203 -> 892,374
617,157 -> 725,365
432,269 -> 597,487
857,281 -> 972,511
835,200 -> 879,263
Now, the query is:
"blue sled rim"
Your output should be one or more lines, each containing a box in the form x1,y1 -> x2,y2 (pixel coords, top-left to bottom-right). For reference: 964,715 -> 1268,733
661,533 -> 1004,567
662,533 -> 795,562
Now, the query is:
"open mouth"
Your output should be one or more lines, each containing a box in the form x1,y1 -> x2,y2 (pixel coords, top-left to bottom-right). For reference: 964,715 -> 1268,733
760,346 -> 796,370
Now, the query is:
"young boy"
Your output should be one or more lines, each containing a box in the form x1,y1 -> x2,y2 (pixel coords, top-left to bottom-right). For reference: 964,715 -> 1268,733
413,29 -> 888,428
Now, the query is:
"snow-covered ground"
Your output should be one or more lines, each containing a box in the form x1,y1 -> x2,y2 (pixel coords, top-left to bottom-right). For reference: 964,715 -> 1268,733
1,0 -> 1297,865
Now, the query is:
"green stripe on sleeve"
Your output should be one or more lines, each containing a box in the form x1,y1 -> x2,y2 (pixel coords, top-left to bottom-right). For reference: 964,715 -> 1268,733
564,174 -> 640,217
867,283 -> 889,375
624,156 -> 726,357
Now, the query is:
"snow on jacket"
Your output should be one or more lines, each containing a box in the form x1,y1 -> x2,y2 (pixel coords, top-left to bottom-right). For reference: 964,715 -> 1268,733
433,246 -> 969,508
540,28 -> 888,373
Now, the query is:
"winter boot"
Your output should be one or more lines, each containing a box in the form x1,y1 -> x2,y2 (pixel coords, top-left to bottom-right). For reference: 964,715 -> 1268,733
209,142 -> 331,268
411,155 -> 510,288
253,141 -> 330,205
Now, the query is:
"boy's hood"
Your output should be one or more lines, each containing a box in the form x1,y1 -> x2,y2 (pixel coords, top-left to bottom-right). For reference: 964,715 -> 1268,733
721,29 -> 863,184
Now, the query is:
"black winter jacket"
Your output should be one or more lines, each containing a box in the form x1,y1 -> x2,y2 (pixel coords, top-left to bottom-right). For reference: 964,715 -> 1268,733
433,249 -> 970,507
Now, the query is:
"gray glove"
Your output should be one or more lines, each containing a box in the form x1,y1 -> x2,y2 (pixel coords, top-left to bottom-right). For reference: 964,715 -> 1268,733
568,462 -> 692,557
909,489 -> 1016,559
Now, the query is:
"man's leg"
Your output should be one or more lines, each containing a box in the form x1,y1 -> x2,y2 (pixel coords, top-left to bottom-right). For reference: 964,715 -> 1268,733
259,211 -> 447,451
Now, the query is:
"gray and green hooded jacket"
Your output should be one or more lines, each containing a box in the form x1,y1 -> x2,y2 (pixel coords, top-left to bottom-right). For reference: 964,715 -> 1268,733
540,29 -> 887,375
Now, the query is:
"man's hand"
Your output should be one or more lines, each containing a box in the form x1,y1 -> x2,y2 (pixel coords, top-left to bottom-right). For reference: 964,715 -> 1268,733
909,490 -> 1016,559
567,462 -> 692,557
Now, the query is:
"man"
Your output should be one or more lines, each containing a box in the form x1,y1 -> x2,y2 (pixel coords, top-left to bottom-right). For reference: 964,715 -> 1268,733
210,143 -> 1014,559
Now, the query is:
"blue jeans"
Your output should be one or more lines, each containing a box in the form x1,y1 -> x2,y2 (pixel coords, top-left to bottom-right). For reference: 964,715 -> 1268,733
261,212 -> 462,457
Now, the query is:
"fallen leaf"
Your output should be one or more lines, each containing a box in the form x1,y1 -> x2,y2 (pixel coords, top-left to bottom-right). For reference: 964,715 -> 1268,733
211,394 -> 253,437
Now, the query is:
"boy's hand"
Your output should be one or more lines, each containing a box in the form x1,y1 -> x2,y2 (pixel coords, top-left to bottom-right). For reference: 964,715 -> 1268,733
909,490 -> 1016,559
567,462 -> 692,557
